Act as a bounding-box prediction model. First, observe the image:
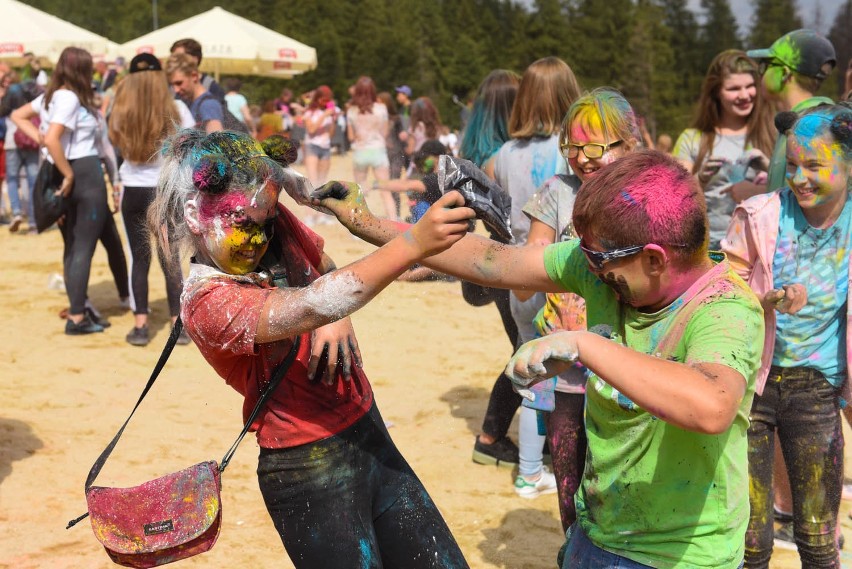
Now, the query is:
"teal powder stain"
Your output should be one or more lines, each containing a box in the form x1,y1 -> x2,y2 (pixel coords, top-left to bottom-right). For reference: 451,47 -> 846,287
358,538 -> 372,568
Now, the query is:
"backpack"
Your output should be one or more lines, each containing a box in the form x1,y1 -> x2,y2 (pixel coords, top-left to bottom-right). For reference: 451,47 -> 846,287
13,116 -> 40,151
192,92 -> 250,134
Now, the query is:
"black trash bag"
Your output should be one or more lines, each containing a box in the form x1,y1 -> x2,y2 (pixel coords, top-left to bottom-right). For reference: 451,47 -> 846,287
436,155 -> 512,243
32,160 -> 65,233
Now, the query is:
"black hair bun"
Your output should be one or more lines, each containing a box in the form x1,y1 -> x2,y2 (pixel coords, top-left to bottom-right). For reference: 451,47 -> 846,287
830,111 -> 852,148
192,154 -> 232,194
774,111 -> 798,134
262,136 -> 299,167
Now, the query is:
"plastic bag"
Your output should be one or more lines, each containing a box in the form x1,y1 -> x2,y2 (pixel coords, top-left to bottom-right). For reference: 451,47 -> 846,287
436,155 -> 513,243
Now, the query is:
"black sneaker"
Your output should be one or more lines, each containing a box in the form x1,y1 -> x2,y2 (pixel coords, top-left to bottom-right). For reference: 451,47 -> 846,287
472,436 -> 519,468
125,325 -> 150,346
84,307 -> 111,328
65,315 -> 105,335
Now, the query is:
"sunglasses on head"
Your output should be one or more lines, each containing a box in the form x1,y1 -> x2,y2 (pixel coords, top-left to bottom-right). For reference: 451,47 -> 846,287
561,140 -> 623,161
579,238 -> 645,271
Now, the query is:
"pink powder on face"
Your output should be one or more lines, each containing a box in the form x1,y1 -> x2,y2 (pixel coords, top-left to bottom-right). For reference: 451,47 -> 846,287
198,192 -> 250,224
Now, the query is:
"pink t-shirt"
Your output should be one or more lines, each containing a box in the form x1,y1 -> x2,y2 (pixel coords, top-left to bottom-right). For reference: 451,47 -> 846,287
181,205 -> 373,448
346,102 -> 388,150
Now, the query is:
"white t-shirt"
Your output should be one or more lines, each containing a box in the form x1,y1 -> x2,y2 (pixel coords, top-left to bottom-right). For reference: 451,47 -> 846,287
302,108 -> 335,149
346,102 -> 388,150
31,89 -> 100,162
118,100 -> 195,187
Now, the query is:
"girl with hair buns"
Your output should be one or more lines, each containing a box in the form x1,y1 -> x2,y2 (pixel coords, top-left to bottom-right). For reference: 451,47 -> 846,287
723,103 -> 852,567
108,53 -> 195,346
150,130 -> 472,568
12,46 -> 128,335
674,50 -> 775,248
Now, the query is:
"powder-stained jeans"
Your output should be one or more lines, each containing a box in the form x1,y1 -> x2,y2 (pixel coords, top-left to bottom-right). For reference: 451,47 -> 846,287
745,366 -> 843,569
546,391 -> 587,532
257,403 -> 468,569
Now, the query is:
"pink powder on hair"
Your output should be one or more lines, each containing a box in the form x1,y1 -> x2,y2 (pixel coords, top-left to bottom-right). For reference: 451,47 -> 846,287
620,164 -> 690,230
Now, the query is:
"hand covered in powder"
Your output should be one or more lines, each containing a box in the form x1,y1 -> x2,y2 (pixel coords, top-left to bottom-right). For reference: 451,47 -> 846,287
407,191 -> 475,258
311,181 -> 372,232
764,284 -> 808,314
308,316 -> 362,385
505,332 -> 580,398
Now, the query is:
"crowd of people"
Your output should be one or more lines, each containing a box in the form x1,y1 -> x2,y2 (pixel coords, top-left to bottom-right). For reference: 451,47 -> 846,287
2,25 -> 852,569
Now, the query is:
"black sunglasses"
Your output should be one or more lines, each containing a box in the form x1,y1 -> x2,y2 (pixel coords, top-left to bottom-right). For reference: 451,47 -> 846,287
579,239 -> 645,271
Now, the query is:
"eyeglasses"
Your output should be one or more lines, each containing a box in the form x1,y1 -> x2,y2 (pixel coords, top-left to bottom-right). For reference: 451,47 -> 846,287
561,140 -> 623,160
579,238 -> 645,271
757,59 -> 784,76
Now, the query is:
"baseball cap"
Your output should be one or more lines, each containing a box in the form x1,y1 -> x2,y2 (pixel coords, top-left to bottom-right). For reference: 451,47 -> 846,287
129,53 -> 162,74
395,85 -> 412,97
747,29 -> 836,80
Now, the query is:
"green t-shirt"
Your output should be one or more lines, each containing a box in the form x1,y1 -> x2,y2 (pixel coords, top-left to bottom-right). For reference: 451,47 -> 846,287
543,240 -> 764,569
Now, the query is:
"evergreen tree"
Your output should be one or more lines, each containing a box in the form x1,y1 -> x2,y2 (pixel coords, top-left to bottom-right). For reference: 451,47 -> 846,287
748,0 -> 804,50
621,0 -> 679,138
829,0 -> 852,98
564,0 -> 634,89
698,0 -> 741,70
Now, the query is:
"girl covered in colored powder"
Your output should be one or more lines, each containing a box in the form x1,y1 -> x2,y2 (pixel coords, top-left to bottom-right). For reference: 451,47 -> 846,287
491,56 -> 580,494
520,87 -> 639,529
150,130 -> 472,568
723,103 -> 852,568
674,50 -> 775,248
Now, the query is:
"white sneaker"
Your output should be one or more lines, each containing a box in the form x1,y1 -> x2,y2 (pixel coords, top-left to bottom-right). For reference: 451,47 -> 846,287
514,466 -> 558,499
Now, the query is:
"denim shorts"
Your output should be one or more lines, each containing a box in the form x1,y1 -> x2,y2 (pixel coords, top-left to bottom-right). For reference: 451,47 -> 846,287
304,143 -> 331,160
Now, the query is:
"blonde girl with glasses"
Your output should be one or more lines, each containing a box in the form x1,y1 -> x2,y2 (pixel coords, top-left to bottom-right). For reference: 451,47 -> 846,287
518,88 -> 639,530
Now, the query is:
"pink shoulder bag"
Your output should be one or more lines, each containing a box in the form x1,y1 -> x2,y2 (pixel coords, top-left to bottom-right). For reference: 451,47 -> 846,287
66,320 -> 300,568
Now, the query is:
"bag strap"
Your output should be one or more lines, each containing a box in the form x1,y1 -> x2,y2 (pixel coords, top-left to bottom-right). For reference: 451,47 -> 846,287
219,333 -> 301,472
66,318 -> 301,529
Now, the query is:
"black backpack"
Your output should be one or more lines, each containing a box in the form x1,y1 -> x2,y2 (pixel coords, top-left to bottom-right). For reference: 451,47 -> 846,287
192,91 -> 249,134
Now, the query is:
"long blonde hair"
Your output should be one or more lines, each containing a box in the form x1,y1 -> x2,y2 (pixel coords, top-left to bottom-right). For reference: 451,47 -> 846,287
509,57 -> 581,139
109,70 -> 181,163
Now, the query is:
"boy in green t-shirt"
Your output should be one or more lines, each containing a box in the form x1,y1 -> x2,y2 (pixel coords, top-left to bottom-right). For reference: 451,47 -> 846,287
315,150 -> 764,569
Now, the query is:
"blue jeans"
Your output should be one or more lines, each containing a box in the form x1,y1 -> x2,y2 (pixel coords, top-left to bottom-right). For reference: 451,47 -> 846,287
561,525 -> 745,569
5,148 -> 39,219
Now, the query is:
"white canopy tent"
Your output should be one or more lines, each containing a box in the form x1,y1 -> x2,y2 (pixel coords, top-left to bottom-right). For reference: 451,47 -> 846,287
120,6 -> 317,80
0,0 -> 113,67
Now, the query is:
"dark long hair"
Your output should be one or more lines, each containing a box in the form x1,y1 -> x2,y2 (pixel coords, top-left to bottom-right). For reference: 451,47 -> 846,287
44,47 -> 96,113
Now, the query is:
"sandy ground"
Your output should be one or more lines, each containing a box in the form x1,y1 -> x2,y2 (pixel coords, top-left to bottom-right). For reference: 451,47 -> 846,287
0,153 -> 850,569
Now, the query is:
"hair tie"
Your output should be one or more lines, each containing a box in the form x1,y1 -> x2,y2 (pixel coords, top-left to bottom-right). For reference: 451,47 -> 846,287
262,136 -> 299,168
192,154 -> 232,194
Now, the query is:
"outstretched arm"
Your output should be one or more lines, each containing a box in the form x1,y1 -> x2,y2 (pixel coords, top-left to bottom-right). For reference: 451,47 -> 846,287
256,191 -> 474,345
314,182 -> 563,293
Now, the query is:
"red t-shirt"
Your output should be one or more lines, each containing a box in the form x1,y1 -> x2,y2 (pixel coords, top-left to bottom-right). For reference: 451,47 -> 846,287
181,205 -> 373,448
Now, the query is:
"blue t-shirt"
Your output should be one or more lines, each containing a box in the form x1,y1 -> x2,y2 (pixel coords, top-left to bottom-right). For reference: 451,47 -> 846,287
190,93 -> 224,128
772,189 -> 852,385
